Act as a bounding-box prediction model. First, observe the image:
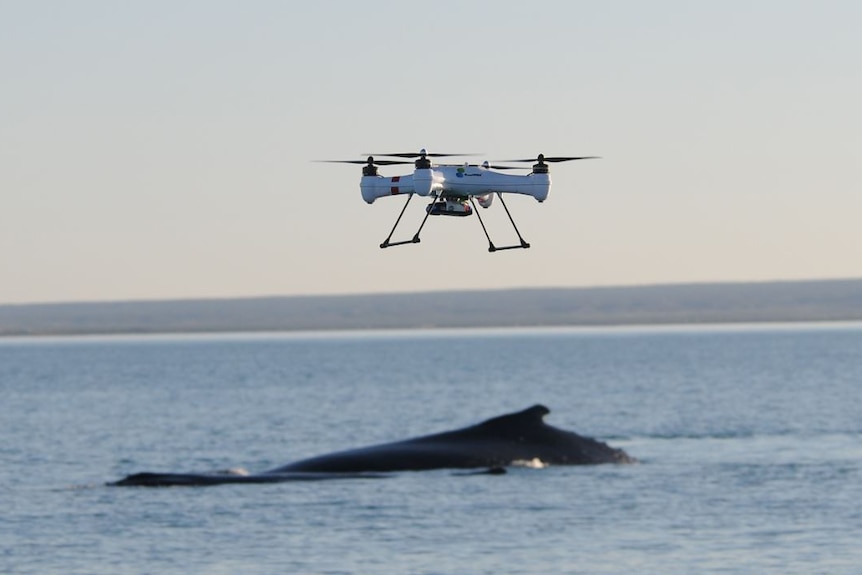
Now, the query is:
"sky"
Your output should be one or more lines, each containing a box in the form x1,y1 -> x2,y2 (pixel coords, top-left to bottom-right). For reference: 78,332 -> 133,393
1,1 -> 860,304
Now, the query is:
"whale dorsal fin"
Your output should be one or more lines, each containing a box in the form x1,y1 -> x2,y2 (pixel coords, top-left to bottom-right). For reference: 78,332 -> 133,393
478,404 -> 550,430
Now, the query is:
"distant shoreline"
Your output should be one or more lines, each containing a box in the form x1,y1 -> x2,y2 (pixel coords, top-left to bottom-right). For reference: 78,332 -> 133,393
3,321 -> 861,344
2,278 -> 861,337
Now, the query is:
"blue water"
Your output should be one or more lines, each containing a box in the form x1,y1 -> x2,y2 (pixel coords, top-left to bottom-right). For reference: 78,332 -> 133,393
2,324 -> 861,574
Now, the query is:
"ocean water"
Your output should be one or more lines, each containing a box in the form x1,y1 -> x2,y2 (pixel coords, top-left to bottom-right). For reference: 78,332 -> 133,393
1,324 -> 861,574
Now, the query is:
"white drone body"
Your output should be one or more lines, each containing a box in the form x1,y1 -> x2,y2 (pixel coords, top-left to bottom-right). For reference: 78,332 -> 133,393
324,149 -> 596,252
361,163 -> 551,206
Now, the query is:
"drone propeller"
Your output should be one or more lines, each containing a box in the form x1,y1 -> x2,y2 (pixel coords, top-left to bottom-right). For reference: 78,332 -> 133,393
503,154 -> 601,163
364,149 -> 480,159
438,163 -> 529,171
316,156 -> 413,166
479,164 -> 530,170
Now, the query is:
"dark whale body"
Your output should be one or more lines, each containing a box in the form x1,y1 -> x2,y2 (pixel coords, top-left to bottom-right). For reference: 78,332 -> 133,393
111,405 -> 634,487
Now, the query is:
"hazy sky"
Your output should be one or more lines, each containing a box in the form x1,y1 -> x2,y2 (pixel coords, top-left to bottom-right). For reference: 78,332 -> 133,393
2,1 -> 860,304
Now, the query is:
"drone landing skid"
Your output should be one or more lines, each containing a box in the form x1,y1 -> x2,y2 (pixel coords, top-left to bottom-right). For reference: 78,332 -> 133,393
471,194 -> 531,253
378,193 -> 531,252
379,193 -> 427,248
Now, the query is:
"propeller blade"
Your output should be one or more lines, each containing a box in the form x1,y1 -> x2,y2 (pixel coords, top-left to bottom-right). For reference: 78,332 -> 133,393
437,163 -> 532,171
365,152 -> 481,158
543,156 -> 601,163
485,164 -> 532,170
315,159 -> 414,166
503,155 -> 600,163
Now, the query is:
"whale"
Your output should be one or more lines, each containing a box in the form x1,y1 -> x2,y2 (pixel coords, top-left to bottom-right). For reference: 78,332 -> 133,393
111,404 -> 634,487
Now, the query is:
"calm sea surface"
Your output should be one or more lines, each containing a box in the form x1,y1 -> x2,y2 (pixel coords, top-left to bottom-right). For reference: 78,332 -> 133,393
2,324 -> 861,574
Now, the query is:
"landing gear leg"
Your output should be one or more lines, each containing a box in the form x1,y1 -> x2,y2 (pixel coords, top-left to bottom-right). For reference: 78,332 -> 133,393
470,197 -> 497,252
497,193 -> 531,250
379,193 -> 435,248
470,194 -> 531,253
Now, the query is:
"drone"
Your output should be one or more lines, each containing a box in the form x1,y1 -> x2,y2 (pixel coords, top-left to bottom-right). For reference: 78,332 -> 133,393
322,149 -> 597,252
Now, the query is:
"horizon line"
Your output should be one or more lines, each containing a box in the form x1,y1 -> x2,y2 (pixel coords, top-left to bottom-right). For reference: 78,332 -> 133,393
2,276 -> 861,308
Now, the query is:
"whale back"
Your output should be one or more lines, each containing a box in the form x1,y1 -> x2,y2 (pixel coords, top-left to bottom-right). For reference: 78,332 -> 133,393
276,404 -> 631,473
111,405 -> 634,485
